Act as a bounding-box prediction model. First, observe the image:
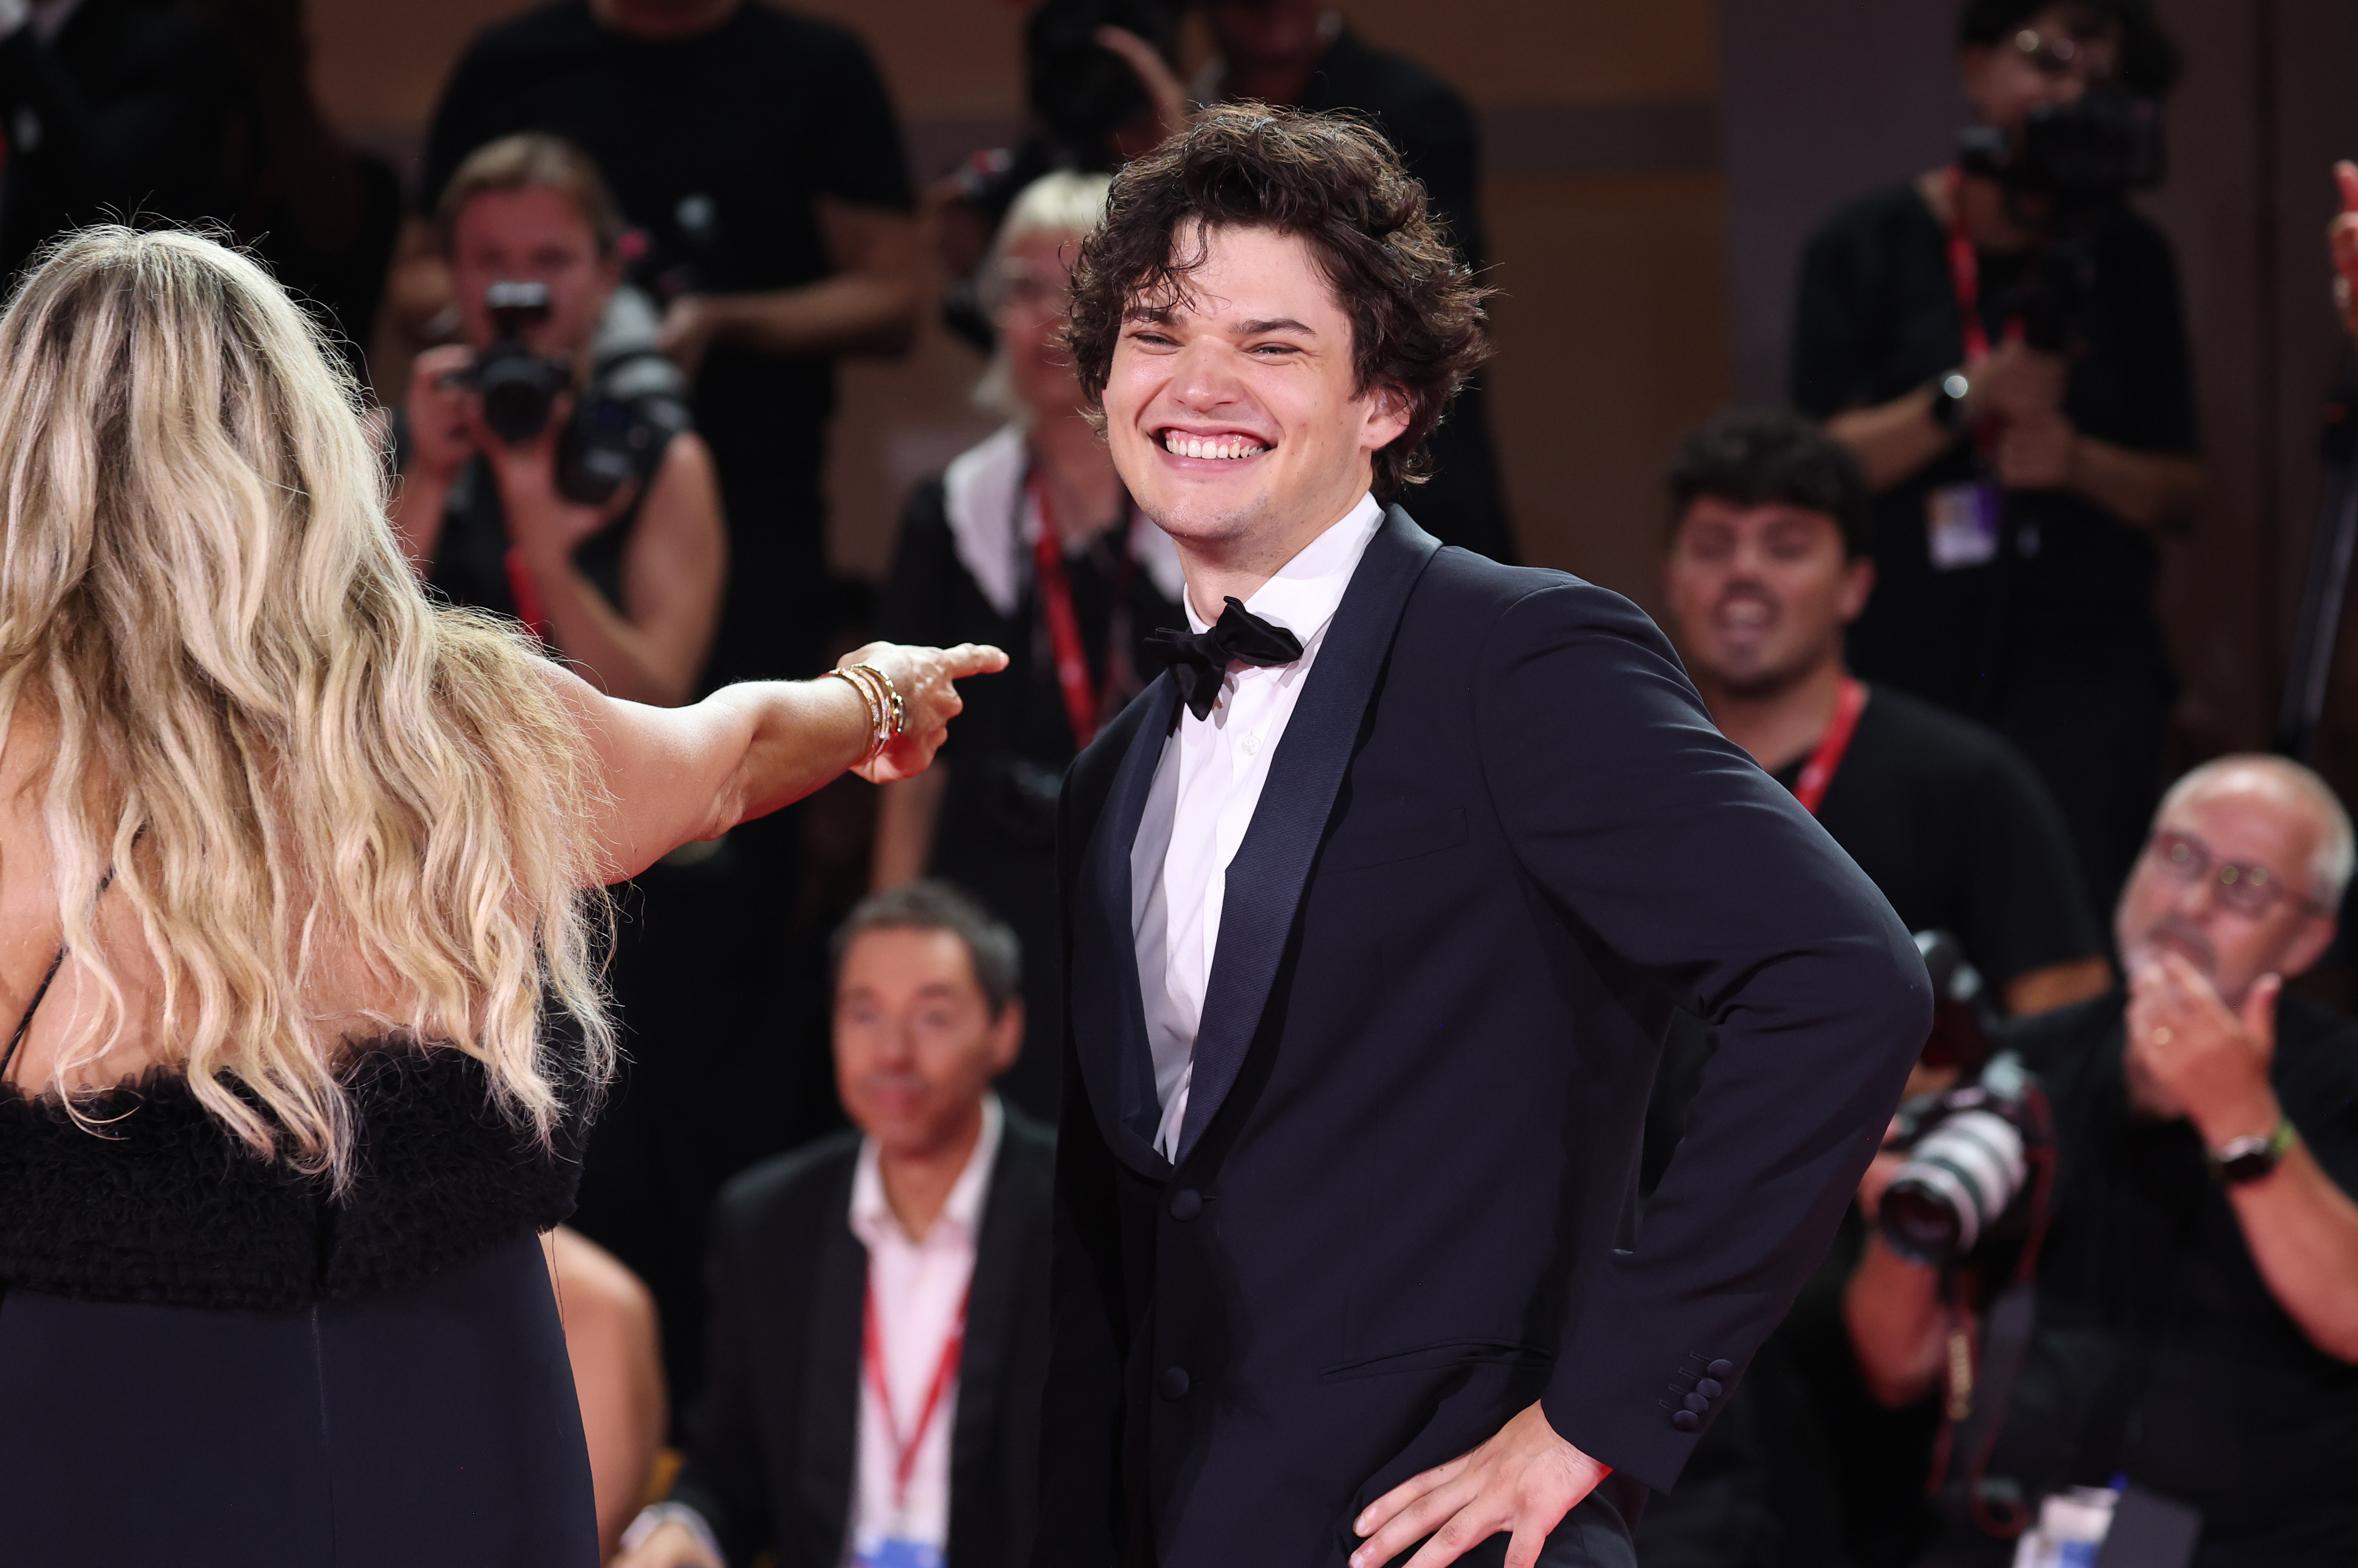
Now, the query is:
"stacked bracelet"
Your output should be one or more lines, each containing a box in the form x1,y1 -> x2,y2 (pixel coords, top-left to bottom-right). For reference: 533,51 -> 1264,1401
827,662 -> 905,762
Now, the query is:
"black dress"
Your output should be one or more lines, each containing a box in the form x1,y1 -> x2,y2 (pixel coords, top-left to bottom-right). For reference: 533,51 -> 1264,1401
0,1045 -> 599,1566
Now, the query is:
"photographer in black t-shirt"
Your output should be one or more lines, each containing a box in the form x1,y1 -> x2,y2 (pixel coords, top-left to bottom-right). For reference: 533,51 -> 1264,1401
1847,757 -> 2358,1567
419,0 -> 922,691
1792,0 -> 2201,922
1641,407 -> 2109,1568
391,134 -> 724,707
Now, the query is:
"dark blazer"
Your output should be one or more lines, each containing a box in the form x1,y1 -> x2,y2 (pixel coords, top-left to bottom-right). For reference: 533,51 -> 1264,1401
1037,510 -> 1932,1566
672,1106 -> 1056,1568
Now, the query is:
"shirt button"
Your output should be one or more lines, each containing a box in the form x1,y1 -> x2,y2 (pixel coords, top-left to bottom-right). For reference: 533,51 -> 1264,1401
1169,1188 -> 1203,1221
1159,1366 -> 1191,1400
1241,733 -> 1260,755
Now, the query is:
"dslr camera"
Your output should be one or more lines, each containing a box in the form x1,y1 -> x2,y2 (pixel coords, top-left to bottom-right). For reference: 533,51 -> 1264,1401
1956,87 -> 2166,352
453,281 -> 574,446
1875,932 -> 2056,1268
451,281 -> 689,508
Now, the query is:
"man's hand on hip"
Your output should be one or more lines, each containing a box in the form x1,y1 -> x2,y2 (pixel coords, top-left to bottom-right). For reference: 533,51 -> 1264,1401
1350,1400 -> 1609,1568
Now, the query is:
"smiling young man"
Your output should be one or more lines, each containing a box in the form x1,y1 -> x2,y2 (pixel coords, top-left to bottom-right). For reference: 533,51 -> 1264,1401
1037,107 -> 1933,1568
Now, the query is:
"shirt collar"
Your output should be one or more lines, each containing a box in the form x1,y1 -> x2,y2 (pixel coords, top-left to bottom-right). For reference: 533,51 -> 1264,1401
848,1093 -> 1004,1251
1184,492 -> 1385,649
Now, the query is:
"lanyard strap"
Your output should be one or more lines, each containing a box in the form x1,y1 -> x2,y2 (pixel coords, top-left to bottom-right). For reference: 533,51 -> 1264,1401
861,1276 -> 968,1517
1028,472 -> 1135,750
1791,676 -> 1867,818
1943,164 -> 2025,367
502,546 -> 552,647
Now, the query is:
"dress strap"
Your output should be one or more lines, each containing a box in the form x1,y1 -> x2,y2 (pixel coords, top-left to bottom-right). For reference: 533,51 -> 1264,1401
0,863 -> 123,1087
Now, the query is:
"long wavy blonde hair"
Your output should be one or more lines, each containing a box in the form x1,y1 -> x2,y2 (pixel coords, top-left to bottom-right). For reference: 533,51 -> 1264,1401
0,227 -> 612,1183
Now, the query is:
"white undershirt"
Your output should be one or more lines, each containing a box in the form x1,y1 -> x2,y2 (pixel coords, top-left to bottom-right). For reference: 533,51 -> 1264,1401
1131,494 -> 1384,1160
840,1095 -> 1002,1566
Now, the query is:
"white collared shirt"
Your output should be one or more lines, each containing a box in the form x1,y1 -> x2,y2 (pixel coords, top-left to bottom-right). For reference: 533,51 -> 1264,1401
1131,493 -> 1385,1160
840,1095 -> 1004,1567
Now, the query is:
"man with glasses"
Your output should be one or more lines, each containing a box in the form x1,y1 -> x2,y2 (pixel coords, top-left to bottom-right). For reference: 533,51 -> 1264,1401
1845,755 -> 2358,1567
1789,0 -> 2199,925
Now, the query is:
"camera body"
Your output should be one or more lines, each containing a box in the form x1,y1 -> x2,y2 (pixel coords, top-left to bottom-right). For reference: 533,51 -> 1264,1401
450,281 -> 689,508
1880,1050 -> 2054,1269
454,280 -> 574,446
1957,88 -> 2166,352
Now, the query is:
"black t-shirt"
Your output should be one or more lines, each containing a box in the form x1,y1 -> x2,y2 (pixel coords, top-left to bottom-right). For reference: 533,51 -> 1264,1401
421,1 -> 914,438
1790,183 -> 2198,718
1769,683 -> 2103,988
1942,992 -> 2358,1566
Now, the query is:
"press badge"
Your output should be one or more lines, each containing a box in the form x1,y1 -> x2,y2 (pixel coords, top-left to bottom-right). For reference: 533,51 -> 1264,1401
1926,480 -> 2001,570
855,1538 -> 944,1568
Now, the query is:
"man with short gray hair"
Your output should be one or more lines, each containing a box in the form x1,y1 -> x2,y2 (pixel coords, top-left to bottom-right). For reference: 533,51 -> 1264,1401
1846,754 -> 2358,1567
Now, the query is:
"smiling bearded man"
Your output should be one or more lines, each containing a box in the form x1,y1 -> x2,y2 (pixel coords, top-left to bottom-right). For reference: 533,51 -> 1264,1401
1033,106 -> 1933,1568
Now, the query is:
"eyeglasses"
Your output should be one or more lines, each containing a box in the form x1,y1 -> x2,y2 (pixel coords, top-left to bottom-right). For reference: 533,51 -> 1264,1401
2145,829 -> 2324,920
2012,26 -> 2113,85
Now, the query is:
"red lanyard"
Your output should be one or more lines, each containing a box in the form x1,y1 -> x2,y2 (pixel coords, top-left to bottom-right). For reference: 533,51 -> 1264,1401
502,547 -> 552,646
861,1277 -> 968,1518
1791,677 -> 1867,818
1029,472 -> 1131,749
1943,164 -> 2024,367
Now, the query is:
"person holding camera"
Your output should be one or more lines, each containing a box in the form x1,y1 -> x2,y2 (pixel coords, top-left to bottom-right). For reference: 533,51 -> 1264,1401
1792,0 -> 2201,923
393,133 -> 724,708
1640,407 -> 2110,1568
872,171 -> 1186,1125
1844,756 -> 2358,1567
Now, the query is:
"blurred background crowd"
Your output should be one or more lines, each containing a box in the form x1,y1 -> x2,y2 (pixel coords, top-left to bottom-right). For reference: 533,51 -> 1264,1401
12,0 -> 2356,1565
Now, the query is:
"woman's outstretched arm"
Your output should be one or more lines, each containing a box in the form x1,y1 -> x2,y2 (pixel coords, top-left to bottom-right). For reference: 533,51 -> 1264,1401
547,640 -> 1006,886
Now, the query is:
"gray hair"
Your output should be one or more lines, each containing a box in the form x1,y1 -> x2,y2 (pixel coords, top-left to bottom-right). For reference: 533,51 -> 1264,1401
830,880 -> 1023,1016
2158,754 -> 2355,906
972,171 -> 1113,425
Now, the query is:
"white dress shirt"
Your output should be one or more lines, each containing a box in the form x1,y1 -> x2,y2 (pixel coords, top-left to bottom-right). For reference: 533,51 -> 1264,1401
841,1095 -> 1003,1567
1131,493 -> 1385,1160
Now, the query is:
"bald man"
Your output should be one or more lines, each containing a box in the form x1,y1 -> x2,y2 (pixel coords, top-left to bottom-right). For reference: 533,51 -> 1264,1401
1847,755 -> 2358,1568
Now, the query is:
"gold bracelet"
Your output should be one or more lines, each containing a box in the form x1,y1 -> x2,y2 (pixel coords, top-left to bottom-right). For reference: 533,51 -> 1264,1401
843,662 -> 904,746
825,667 -> 886,760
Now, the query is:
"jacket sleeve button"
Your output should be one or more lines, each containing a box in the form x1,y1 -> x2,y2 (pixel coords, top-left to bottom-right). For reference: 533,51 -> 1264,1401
1672,1409 -> 1700,1432
1683,1392 -> 1709,1414
1696,1378 -> 1723,1399
1707,1359 -> 1733,1379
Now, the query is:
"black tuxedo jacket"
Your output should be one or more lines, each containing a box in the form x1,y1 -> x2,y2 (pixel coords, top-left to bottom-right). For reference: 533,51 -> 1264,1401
671,1107 -> 1055,1568
1037,510 -> 1931,1566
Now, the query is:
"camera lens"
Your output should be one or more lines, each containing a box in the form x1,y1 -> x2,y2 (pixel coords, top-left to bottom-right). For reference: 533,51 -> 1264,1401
1879,1107 -> 2028,1267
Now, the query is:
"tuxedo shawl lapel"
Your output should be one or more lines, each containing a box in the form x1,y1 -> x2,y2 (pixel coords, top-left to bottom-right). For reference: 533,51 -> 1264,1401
800,1180 -> 866,1550
1070,675 -> 1183,1178
1172,508 -> 1441,1164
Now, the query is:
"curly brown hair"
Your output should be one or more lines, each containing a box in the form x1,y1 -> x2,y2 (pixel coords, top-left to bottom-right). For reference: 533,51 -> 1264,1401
1064,104 -> 1491,500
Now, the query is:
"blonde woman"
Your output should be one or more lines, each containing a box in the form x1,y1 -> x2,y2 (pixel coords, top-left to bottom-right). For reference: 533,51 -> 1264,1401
0,228 -> 1000,1564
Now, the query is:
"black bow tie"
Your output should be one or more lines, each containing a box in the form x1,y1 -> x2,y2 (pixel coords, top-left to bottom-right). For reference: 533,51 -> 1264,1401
1148,598 -> 1305,722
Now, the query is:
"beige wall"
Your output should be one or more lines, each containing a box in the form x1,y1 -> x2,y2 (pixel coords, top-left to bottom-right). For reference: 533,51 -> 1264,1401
306,0 -> 1733,605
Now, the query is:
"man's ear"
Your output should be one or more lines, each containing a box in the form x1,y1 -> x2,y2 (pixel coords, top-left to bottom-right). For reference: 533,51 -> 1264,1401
1363,382 -> 1414,452
988,999 -> 1026,1076
2282,915 -> 2339,980
1839,553 -> 1876,624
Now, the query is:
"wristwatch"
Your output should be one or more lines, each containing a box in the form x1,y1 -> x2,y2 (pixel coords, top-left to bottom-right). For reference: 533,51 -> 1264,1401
2209,1118 -> 2298,1186
1927,368 -> 1973,433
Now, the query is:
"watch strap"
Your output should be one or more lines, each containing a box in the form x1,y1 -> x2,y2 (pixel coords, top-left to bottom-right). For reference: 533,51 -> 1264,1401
2210,1117 -> 2297,1185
